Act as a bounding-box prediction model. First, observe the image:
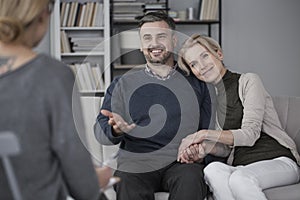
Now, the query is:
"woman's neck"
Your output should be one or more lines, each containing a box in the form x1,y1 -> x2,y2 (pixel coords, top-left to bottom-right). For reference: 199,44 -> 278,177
213,67 -> 227,85
0,43 -> 36,75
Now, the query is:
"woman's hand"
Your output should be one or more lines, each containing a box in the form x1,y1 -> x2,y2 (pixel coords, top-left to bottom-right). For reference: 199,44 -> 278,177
178,143 -> 206,163
177,130 -> 207,161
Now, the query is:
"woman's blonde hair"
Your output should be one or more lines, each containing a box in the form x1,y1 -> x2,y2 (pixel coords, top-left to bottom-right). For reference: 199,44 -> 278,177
178,34 -> 222,75
0,0 -> 50,43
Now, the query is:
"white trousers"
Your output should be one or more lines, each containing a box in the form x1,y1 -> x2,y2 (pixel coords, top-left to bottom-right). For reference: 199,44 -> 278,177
204,157 -> 299,200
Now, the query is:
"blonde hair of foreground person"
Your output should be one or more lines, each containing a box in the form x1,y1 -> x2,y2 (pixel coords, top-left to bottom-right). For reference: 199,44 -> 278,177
0,0 -> 54,74
0,0 -> 52,44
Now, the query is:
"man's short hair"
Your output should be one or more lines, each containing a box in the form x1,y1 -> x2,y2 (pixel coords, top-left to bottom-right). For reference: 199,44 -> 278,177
138,11 -> 176,30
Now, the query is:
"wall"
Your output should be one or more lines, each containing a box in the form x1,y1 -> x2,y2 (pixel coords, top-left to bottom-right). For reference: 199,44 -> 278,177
44,0 -> 300,96
222,0 -> 300,96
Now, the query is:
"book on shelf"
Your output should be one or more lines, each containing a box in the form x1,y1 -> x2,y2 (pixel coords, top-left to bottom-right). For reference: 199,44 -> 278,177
60,2 -> 67,26
60,30 -> 71,53
144,3 -> 166,10
61,2 -> 70,26
199,0 -> 218,20
85,62 -> 97,90
70,37 -> 104,43
113,0 -> 137,2
72,45 -> 104,52
113,13 -> 143,21
69,62 -> 105,91
94,63 -> 105,90
92,2 -> 104,27
197,0 -> 202,20
71,36 -> 104,52
113,1 -> 144,7
83,2 -> 93,27
113,3 -> 144,14
78,4 -> 86,27
71,64 -> 86,90
61,33 -> 104,53
67,2 -> 79,27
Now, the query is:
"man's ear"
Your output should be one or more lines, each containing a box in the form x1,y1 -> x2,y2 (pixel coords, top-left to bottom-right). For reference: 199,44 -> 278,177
172,34 -> 178,48
139,35 -> 143,52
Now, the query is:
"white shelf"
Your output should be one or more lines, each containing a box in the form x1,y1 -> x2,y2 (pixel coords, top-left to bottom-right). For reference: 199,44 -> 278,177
61,26 -> 105,31
50,0 -> 110,162
50,0 -> 111,93
80,90 -> 105,97
61,52 -> 105,56
80,89 -> 105,93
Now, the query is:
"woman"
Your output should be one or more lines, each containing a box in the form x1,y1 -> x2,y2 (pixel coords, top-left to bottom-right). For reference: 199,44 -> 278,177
177,34 -> 300,200
0,0 -> 111,199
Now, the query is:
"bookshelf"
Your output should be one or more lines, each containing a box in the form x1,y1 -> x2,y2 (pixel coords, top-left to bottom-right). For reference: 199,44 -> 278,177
50,0 -> 111,96
110,0 -> 222,77
50,0 -> 111,163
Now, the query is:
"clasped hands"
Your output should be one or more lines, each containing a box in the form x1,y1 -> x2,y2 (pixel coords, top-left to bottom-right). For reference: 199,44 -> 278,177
101,109 -> 136,135
177,130 -> 208,163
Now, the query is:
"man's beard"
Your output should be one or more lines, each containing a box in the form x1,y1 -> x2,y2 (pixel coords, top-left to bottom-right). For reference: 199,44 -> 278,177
145,51 -> 173,65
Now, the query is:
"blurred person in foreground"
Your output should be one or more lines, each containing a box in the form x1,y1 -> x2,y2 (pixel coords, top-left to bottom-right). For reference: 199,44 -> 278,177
0,0 -> 112,199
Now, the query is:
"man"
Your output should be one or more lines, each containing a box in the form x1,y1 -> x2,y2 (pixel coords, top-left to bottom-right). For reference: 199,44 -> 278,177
94,12 -> 211,200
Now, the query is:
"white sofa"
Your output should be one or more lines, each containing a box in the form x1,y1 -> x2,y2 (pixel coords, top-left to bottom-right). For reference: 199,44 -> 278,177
263,96 -> 300,200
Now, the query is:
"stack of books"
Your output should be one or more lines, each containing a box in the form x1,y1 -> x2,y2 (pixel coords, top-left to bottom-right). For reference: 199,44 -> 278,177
60,31 -> 104,53
113,0 -> 144,21
71,37 -> 104,53
144,1 -> 167,13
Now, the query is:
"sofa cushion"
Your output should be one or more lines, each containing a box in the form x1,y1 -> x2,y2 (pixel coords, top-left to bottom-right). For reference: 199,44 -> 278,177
264,183 -> 300,200
272,96 -> 300,152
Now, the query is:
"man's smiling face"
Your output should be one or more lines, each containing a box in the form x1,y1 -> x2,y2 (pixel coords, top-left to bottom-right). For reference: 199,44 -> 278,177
139,21 -> 176,65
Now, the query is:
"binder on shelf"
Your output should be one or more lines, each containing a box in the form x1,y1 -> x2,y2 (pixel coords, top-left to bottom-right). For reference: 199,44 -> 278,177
70,62 -> 105,92
93,3 -> 104,27
62,2 -> 70,26
199,0 -> 218,20
86,63 -> 97,90
78,4 -> 87,27
60,2 -> 67,26
74,63 -> 88,91
60,31 -> 71,53
94,63 -> 105,90
197,0 -> 202,20
70,2 -> 79,27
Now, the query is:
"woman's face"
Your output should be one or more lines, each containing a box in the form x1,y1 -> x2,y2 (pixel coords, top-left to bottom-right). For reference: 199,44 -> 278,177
184,43 -> 226,84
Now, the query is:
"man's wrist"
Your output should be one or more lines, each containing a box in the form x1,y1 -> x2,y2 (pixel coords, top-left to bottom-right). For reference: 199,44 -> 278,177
111,127 -> 123,137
